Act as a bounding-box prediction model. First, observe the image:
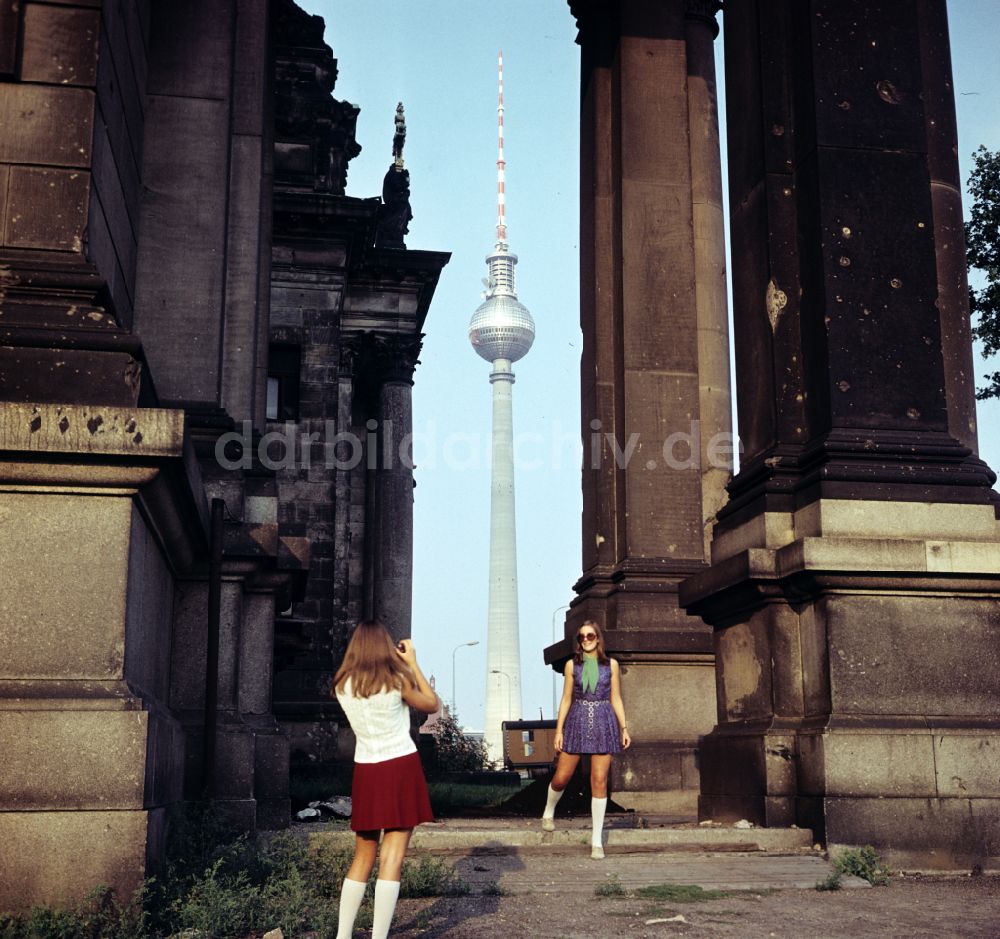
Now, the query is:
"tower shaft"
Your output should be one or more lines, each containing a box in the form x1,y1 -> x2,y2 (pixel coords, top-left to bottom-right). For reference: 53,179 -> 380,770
483,359 -> 523,760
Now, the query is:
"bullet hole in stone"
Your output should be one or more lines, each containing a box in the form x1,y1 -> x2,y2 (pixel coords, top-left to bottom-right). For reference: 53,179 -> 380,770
125,418 -> 137,434
863,307 -> 872,316
837,100 -> 851,110
924,336 -> 932,345
917,221 -> 926,229
58,416 -> 69,434
87,415 -> 103,435
771,124 -> 785,136
907,407 -> 921,419
876,79 -> 902,104
839,256 -> 851,267
29,415 -> 41,433
890,277 -> 902,289
783,188 -> 792,196
837,380 -> 851,392
133,432 -> 143,444
841,226 -> 852,238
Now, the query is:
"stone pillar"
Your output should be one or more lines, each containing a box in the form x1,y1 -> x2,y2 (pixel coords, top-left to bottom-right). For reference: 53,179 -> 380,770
554,0 -> 731,814
680,0 -> 1000,869
0,405 -> 204,912
371,335 -> 421,641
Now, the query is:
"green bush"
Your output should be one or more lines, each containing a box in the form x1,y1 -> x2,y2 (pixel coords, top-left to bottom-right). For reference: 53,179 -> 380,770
832,846 -> 892,886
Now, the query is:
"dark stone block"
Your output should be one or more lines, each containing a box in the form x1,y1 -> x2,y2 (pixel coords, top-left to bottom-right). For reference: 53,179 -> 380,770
20,3 -> 99,86
0,85 -> 93,167
4,166 -> 89,251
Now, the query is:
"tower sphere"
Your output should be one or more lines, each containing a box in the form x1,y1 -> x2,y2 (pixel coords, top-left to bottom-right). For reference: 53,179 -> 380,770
469,291 -> 535,363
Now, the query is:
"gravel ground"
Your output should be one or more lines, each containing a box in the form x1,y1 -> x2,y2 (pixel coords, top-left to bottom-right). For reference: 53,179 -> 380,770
382,873 -> 1000,939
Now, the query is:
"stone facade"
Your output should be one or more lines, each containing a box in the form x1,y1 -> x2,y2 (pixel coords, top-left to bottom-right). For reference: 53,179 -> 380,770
0,0 -> 446,912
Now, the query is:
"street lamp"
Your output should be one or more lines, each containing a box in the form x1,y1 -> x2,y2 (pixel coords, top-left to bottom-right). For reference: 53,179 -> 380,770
551,604 -> 570,717
491,668 -> 512,718
451,641 -> 479,717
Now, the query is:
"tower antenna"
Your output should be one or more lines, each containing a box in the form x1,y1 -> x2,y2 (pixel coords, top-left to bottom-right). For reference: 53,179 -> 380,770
497,50 -> 507,244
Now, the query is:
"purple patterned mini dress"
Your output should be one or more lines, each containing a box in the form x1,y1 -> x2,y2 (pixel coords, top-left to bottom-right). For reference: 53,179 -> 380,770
561,660 -> 622,754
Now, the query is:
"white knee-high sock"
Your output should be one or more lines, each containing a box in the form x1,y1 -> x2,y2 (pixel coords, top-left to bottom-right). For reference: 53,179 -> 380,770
591,796 -> 608,846
371,879 -> 401,939
542,783 -> 564,819
335,878 -> 367,939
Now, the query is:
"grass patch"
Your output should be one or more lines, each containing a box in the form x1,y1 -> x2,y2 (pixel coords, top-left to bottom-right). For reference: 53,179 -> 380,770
0,802 -> 469,939
635,883 -> 731,902
427,781 -> 523,815
594,875 -> 628,898
833,846 -> 893,886
400,856 -> 470,898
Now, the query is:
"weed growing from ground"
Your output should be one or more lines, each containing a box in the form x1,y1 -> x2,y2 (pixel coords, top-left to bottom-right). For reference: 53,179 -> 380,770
833,846 -> 893,886
815,871 -> 844,891
594,875 -> 628,897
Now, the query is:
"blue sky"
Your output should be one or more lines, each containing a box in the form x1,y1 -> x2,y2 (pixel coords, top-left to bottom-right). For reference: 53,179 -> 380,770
311,0 -> 1000,730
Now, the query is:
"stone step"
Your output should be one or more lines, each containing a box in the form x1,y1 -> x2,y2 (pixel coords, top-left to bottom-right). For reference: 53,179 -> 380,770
309,818 -> 815,857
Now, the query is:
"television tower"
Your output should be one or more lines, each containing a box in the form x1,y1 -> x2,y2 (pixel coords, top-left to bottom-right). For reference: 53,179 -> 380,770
468,50 -> 535,763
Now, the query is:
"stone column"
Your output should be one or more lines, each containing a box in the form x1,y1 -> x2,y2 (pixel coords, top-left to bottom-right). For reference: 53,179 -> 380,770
555,0 -> 731,814
680,0 -> 1000,869
370,334 -> 422,642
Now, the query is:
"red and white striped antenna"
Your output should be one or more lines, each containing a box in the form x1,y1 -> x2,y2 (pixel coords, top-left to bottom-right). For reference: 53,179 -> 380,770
496,49 -> 507,244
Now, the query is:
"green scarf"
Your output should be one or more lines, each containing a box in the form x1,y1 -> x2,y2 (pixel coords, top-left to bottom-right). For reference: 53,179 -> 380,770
580,652 -> 599,694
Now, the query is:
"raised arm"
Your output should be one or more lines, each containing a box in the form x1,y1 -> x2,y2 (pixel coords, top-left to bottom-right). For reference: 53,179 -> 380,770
396,639 -> 439,713
609,658 -> 631,749
554,659 -> 574,753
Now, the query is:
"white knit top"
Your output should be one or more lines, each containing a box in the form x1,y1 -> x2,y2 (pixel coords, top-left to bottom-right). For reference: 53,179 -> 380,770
336,678 -> 416,764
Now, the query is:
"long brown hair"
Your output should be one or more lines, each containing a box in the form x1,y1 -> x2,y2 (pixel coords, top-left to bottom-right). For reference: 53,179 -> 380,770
333,620 -> 412,699
573,619 -> 609,665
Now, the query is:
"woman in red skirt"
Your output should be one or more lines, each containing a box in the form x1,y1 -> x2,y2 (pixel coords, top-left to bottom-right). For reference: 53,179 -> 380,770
332,620 -> 439,939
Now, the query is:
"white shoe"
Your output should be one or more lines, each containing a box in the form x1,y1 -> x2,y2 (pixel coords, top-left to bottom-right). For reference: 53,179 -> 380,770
591,844 -> 605,859
541,817 -> 555,832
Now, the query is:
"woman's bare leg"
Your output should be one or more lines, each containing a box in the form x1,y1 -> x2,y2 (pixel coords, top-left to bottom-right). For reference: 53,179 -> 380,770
371,828 -> 413,939
337,831 -> 379,939
346,830 -> 379,882
550,751 -> 581,791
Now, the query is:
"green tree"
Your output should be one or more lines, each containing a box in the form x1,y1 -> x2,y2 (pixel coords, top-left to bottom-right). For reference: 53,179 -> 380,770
966,145 -> 1000,399
432,710 -> 491,773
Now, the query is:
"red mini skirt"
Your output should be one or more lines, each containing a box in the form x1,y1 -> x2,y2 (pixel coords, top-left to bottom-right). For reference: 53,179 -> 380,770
351,751 -> 434,832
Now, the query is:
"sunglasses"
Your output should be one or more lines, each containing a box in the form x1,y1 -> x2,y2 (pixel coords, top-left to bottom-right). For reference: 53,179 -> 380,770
577,632 -> 598,642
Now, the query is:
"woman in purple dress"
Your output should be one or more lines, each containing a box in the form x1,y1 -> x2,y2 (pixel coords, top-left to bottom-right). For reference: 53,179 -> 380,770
540,620 -> 631,858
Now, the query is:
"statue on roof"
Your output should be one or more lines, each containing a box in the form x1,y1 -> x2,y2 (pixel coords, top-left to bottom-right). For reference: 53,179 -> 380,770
376,102 -> 412,249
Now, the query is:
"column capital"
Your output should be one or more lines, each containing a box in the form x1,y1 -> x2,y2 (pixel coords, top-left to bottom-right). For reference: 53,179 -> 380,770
340,331 -> 422,385
684,0 -> 721,38
369,333 -> 422,384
